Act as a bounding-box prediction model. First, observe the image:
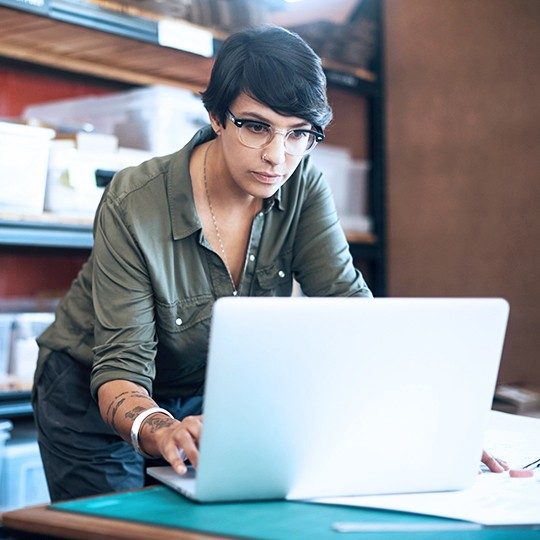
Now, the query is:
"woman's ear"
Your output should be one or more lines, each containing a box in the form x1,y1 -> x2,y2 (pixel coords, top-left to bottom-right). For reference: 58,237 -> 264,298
209,112 -> 222,135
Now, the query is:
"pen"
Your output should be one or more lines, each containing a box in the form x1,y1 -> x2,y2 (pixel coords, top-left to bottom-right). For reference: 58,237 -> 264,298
523,457 -> 540,470
332,521 -> 482,533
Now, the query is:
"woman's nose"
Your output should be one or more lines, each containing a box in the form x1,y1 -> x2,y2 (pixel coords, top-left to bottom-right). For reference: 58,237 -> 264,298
262,131 -> 287,165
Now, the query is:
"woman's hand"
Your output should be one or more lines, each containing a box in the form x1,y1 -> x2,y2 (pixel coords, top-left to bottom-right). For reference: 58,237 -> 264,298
481,450 -> 508,472
141,414 -> 203,475
97,380 -> 203,475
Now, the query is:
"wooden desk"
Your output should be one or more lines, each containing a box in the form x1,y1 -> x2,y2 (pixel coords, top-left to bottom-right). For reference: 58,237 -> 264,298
1,503 -> 220,540
3,486 -> 538,540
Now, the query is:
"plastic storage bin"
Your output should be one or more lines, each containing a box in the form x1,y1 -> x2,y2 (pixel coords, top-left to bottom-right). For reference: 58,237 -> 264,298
0,122 -> 55,214
340,159 -> 371,233
23,85 -> 208,156
0,419 -> 13,489
0,438 -> 50,511
0,314 -> 13,377
45,139 -> 152,216
311,144 -> 371,232
10,313 -> 55,389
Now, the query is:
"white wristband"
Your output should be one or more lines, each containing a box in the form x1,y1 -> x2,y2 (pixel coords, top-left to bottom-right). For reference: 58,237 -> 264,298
130,407 -> 174,459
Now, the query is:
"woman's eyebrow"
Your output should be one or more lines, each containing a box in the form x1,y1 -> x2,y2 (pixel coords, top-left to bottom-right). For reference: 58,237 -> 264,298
237,110 -> 311,129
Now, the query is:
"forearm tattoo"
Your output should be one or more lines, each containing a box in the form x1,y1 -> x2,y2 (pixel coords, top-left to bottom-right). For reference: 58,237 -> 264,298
145,416 -> 175,433
105,391 -> 131,420
105,390 -> 153,431
124,406 -> 147,421
110,397 -> 126,432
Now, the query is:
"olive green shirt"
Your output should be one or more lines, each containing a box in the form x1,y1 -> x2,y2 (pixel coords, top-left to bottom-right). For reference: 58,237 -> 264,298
37,126 -> 372,400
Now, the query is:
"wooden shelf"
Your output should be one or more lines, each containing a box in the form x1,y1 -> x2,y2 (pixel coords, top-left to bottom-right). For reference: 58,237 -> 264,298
0,5 -> 213,91
81,0 -> 377,87
322,58 -> 378,96
0,213 -> 94,249
0,3 -> 377,94
344,230 -> 376,245
0,390 -> 32,417
0,213 -> 377,251
0,212 -> 93,227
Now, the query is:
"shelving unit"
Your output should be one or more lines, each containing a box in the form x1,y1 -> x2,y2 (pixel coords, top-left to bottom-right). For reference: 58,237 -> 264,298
0,213 -> 94,249
0,390 -> 32,417
0,213 -> 377,251
0,0 -> 386,416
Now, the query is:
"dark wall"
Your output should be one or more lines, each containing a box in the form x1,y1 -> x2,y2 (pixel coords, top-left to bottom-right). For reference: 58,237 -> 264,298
385,0 -> 540,383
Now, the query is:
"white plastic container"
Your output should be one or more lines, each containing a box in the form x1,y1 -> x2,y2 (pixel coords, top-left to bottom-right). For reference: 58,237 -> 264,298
311,144 -> 351,215
0,419 -> 13,489
10,313 -> 54,388
0,122 -> 55,214
340,159 -> 371,233
45,140 -> 152,216
311,145 -> 371,232
0,439 -> 50,511
0,314 -> 13,376
23,85 -> 208,156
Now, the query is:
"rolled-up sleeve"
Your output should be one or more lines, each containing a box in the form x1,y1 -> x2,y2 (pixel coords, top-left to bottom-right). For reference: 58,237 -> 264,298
292,160 -> 373,298
90,193 -> 157,399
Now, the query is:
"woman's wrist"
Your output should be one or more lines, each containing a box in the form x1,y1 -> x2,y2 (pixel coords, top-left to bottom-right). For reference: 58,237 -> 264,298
130,407 -> 174,458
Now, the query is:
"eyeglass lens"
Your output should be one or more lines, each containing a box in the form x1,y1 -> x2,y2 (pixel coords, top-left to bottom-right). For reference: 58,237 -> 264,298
238,121 -> 317,155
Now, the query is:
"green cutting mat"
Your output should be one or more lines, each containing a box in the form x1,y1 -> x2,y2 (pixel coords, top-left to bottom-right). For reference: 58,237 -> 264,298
52,486 -> 538,540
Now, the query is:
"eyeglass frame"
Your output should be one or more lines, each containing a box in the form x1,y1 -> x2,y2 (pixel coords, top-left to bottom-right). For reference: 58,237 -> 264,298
225,109 -> 325,156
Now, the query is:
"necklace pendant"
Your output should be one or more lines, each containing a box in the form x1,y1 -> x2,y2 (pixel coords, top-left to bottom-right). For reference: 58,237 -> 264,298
232,290 -> 238,296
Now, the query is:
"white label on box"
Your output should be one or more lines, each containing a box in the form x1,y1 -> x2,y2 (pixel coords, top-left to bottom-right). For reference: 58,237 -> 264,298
158,19 -> 213,58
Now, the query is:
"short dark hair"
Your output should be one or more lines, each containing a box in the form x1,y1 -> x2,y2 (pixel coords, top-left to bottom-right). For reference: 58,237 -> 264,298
201,25 -> 332,132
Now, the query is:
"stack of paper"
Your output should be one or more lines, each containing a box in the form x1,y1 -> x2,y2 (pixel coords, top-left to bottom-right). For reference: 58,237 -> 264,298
314,411 -> 540,526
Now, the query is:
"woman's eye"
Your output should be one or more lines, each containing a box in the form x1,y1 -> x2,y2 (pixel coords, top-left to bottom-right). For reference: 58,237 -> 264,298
290,130 -> 308,140
245,122 -> 269,134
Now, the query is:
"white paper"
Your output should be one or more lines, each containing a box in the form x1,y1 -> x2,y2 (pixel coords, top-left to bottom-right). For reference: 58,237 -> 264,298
314,411 -> 540,526
484,410 -> 540,469
315,472 -> 540,526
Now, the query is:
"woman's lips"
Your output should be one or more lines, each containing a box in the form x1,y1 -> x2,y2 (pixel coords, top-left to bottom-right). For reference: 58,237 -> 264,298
252,171 -> 283,184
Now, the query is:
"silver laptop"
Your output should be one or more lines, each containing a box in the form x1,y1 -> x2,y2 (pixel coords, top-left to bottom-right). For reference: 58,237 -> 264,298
148,297 -> 509,502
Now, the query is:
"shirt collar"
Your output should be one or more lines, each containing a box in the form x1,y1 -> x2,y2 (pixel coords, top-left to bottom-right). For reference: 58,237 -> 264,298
263,186 -> 284,213
167,125 -> 284,241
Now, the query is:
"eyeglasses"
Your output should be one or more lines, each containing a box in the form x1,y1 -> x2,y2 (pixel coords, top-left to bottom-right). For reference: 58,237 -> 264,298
226,110 -> 324,156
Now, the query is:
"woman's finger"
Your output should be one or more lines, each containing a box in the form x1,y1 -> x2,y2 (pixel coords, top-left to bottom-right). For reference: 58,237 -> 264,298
180,415 -> 203,445
162,425 -> 200,471
481,450 -> 506,473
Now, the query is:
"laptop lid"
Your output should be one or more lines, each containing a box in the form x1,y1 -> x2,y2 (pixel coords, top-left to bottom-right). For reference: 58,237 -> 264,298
152,297 -> 509,502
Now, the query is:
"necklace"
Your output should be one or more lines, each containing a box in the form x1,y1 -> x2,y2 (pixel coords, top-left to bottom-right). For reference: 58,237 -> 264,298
203,143 -> 238,296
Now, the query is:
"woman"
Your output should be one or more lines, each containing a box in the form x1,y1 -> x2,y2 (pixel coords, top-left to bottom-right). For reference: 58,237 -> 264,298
33,25 -> 504,503
33,25 -> 372,502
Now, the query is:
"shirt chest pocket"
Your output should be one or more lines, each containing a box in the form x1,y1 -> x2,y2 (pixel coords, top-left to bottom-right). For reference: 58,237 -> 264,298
155,295 -> 214,334
254,251 -> 293,296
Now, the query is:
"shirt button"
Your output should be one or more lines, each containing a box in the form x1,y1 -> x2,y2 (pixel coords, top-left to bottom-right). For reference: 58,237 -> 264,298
249,254 -> 255,262
175,318 -> 183,326
278,270 -> 285,278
